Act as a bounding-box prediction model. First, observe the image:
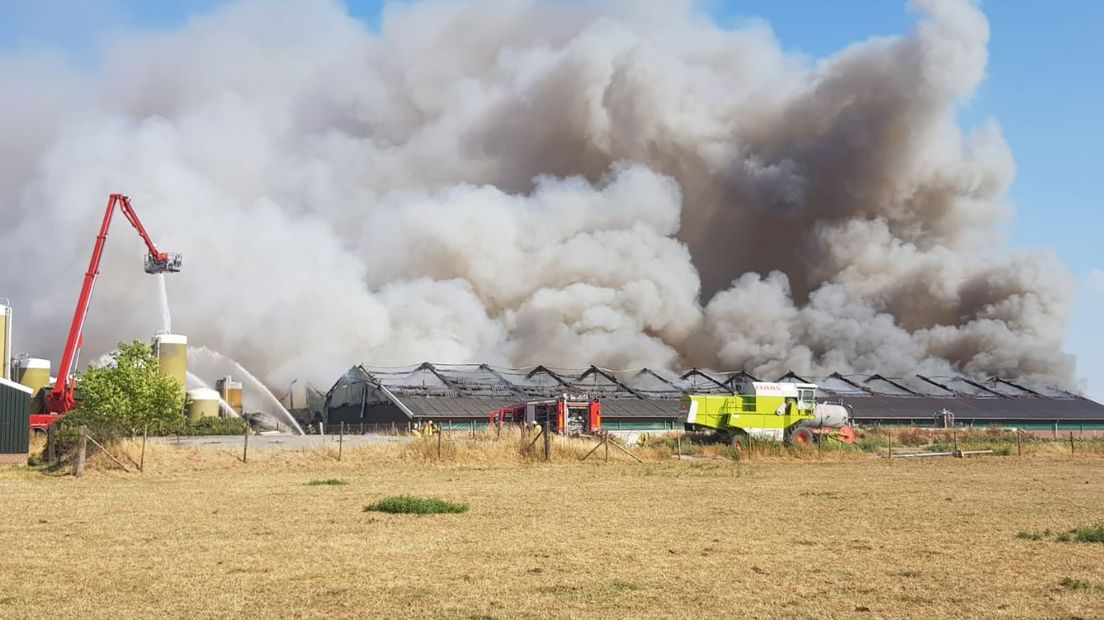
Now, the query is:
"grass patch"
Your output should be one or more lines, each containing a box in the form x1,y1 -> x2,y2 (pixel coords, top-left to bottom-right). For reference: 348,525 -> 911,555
1017,524 -> 1104,544
1061,578 -> 1101,593
306,478 -> 348,486
364,495 -> 469,515
1057,524 -> 1104,544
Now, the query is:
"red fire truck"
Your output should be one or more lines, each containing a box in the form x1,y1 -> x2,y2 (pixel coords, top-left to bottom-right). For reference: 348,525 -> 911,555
490,394 -> 601,435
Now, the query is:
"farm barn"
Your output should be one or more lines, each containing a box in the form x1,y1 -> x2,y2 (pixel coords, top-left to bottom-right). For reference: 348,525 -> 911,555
319,363 -> 1104,434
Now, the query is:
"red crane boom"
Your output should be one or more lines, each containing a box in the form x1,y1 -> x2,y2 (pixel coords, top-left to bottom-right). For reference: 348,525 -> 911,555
43,193 -> 181,415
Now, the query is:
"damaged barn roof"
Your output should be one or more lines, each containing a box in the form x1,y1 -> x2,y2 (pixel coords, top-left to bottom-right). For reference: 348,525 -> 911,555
322,363 -> 1104,423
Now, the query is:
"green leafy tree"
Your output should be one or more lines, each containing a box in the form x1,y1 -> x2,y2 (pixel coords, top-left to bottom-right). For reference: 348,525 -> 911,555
63,340 -> 185,438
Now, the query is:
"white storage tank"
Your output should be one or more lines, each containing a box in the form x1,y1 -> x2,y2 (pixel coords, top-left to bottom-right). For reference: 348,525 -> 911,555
812,403 -> 852,428
186,388 -> 220,422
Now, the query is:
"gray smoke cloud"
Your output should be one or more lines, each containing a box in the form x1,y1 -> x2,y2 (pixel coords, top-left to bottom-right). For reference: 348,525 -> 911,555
0,0 -> 1078,391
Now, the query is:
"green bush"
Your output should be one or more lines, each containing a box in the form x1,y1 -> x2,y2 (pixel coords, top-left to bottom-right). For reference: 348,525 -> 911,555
58,341 -> 185,448
364,495 -> 469,514
179,416 -> 248,436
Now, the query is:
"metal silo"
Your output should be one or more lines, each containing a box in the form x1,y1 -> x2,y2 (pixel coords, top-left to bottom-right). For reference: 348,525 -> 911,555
216,375 -> 243,415
14,357 -> 51,396
186,388 -> 220,422
0,300 -> 11,381
152,333 -> 187,394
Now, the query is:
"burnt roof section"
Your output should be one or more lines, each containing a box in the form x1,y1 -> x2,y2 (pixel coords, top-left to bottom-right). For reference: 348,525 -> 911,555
327,363 -> 1104,422
680,369 -> 731,393
620,368 -> 687,398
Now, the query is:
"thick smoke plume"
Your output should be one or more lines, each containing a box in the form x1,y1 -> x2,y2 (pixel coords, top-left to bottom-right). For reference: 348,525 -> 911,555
0,0 -> 1078,390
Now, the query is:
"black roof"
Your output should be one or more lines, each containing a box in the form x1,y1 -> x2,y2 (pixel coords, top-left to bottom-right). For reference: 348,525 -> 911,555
324,363 -> 1104,422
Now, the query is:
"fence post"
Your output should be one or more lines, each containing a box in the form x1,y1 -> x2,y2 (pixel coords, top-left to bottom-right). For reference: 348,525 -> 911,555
437,428 -> 442,460
604,432 -> 609,463
953,424 -> 959,456
140,426 -> 148,473
75,426 -> 88,477
471,420 -> 475,437
543,420 -> 551,462
1053,420 -> 1058,440
1070,431 -> 1075,455
817,420 -> 823,459
887,431 -> 892,461
46,424 -> 56,464
242,426 -> 249,464
676,435 -> 682,461
339,422 -> 345,461
1016,429 -> 1022,457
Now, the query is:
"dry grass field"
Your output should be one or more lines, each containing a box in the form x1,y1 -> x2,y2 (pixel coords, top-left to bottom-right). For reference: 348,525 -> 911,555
1,437 -> 1103,619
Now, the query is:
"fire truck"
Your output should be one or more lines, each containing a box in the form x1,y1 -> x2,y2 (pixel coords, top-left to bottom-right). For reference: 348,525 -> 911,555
490,394 -> 601,435
32,193 -> 181,432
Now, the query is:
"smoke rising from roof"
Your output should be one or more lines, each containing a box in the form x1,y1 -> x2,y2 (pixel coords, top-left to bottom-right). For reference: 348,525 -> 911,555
0,0 -> 1077,390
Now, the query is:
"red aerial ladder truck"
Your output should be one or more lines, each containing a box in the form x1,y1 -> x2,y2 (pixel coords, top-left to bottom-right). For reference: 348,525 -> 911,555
31,194 -> 181,431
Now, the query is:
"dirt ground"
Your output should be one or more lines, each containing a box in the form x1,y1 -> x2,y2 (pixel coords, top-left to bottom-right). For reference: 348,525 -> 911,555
1,448 -> 1102,619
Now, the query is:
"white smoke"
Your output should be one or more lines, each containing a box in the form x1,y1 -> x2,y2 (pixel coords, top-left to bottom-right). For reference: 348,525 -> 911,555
0,0 -> 1078,390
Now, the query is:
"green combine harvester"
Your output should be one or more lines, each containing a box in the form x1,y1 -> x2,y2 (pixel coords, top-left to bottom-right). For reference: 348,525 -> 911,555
680,381 -> 855,444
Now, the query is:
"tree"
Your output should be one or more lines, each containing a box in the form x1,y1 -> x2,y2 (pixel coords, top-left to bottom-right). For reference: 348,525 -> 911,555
63,340 -> 185,438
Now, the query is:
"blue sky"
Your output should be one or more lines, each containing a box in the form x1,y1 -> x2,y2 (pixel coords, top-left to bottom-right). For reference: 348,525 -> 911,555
3,0 -> 1101,396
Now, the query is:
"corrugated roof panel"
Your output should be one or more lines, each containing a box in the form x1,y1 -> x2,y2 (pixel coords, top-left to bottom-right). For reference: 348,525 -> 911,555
365,366 -> 450,391
983,379 -> 1037,397
930,376 -> 1000,397
565,370 -> 634,397
1029,384 -> 1081,399
817,375 -> 869,396
893,376 -> 956,397
679,370 -> 730,394
600,399 -> 680,418
861,376 -> 916,396
431,365 -> 515,395
621,369 -> 676,392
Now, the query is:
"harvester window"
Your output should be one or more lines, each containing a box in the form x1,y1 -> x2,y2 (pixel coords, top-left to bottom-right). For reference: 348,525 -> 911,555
798,389 -> 814,409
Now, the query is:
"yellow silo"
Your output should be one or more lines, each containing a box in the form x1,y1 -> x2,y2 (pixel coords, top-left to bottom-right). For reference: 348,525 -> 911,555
186,388 -> 220,422
152,333 -> 187,394
216,375 -> 243,415
14,357 -> 51,396
0,301 -> 11,381
14,357 -> 50,415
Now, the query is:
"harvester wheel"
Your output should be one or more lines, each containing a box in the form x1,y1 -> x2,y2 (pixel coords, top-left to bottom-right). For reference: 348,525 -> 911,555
791,428 -> 815,445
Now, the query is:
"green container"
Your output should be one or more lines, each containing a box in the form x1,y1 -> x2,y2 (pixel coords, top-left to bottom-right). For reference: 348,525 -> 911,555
0,377 -> 32,464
